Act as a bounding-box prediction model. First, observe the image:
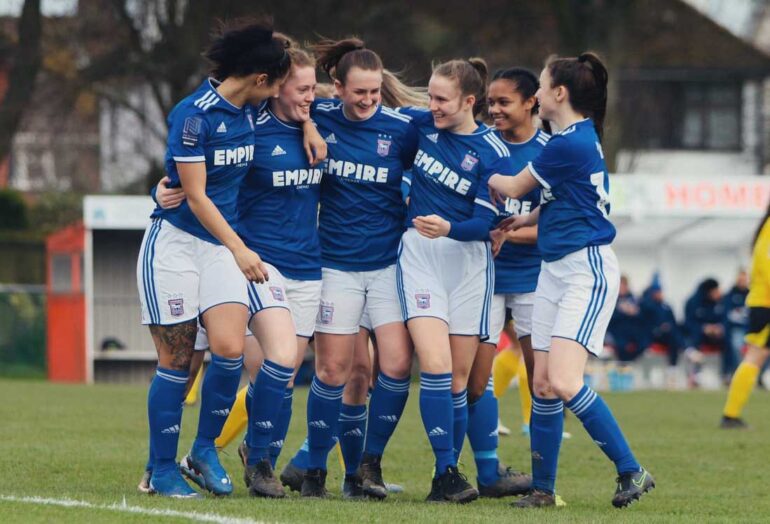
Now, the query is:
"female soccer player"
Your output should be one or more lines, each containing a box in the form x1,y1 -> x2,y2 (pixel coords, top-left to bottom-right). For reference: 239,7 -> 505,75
135,20 -> 291,498
397,58 -> 514,503
463,67 -> 548,498
721,203 -> 770,428
489,52 -> 654,508
297,38 -> 422,499
154,43 -> 327,498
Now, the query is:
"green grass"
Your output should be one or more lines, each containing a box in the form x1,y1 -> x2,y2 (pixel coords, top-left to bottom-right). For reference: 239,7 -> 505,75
0,379 -> 768,523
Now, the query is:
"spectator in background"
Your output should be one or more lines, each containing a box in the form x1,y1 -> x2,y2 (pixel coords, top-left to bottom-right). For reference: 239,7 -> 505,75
640,274 -> 683,384
607,275 -> 644,361
722,269 -> 749,380
684,278 -> 727,385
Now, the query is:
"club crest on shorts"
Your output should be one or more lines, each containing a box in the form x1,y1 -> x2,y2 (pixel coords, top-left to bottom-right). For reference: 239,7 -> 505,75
270,286 -> 285,301
415,293 -> 431,309
377,138 -> 391,157
460,153 -> 479,172
319,304 -> 334,324
168,298 -> 184,317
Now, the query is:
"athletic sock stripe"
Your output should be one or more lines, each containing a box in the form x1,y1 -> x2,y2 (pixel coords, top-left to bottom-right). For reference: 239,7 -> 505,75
377,376 -> 411,392
568,389 -> 598,416
261,361 -> 294,381
155,370 -> 188,384
310,378 -> 344,400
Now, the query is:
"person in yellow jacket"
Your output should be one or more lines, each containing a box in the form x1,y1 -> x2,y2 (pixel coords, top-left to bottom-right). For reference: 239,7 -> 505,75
721,206 -> 770,428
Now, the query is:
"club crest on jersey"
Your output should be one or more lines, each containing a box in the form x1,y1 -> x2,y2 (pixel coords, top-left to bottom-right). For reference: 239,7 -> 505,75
319,304 -> 334,324
377,138 -> 391,157
460,153 -> 479,172
415,293 -> 431,309
270,286 -> 285,301
168,298 -> 184,317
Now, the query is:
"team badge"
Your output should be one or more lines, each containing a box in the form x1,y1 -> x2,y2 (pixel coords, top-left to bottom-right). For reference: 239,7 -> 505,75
377,138 -> 392,157
182,117 -> 202,147
319,304 -> 334,324
168,298 -> 184,317
460,153 -> 478,172
415,293 -> 431,310
270,286 -> 285,301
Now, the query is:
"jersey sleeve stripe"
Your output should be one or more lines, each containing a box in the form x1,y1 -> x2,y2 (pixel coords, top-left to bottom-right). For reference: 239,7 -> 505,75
402,177 -> 412,185
194,91 -> 216,108
474,197 -> 500,215
527,161 -> 550,189
483,134 -> 510,157
173,155 -> 206,162
381,107 -> 412,123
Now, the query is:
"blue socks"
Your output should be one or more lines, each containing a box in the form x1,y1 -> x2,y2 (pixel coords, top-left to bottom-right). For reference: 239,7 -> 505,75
452,390 -> 468,462
306,376 -> 344,470
244,381 -> 254,445
247,360 -> 293,465
338,403 -> 367,475
565,385 -> 640,474
290,435 -> 337,470
365,373 -> 410,456
467,382 -> 500,486
194,354 -> 243,452
269,387 -> 294,468
530,396 -> 563,494
148,367 -> 188,473
419,372 -> 455,476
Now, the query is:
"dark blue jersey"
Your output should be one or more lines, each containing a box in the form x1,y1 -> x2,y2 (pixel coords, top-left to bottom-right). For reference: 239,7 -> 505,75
403,109 -> 510,229
237,109 -> 322,280
494,129 -> 548,294
312,100 -> 418,271
152,78 -> 256,244
529,119 -> 616,261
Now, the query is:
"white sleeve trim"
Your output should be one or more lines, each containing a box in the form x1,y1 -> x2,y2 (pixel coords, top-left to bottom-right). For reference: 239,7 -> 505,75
527,161 -> 550,190
173,156 -> 206,163
403,177 -> 412,185
474,198 -> 500,216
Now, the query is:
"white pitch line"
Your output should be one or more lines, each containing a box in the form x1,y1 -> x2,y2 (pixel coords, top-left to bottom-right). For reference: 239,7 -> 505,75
0,494 -> 265,524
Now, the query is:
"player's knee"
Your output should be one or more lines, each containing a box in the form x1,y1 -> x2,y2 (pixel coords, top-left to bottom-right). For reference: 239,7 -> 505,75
379,353 -> 412,379
315,359 -> 348,386
532,377 -> 552,398
548,374 -> 582,401
466,374 -> 487,403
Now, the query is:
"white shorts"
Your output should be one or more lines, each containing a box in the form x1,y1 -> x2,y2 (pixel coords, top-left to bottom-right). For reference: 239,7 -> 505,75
486,292 -> 536,346
397,228 -> 494,339
531,245 -> 620,357
315,265 -> 402,335
359,307 -> 372,332
248,264 -> 322,338
137,219 -> 248,325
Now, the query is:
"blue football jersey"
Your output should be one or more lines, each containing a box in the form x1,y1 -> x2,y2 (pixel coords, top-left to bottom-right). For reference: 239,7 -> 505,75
404,109 -> 511,228
494,129 -> 548,294
529,118 -> 616,262
152,79 -> 255,244
237,109 -> 322,281
312,100 -> 418,271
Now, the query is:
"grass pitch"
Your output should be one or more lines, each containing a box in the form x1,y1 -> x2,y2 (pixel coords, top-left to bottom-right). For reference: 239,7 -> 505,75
0,379 -> 768,523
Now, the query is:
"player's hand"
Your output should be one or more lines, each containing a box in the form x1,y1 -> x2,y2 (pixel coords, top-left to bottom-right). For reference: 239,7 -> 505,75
488,175 -> 508,205
497,214 -> 530,232
304,126 -> 328,166
413,215 -> 450,239
490,228 -> 505,257
233,246 -> 269,283
156,176 -> 186,209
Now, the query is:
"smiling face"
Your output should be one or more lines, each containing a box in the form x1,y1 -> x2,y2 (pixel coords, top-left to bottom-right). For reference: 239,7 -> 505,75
428,74 -> 474,131
336,66 -> 382,120
273,65 -> 316,123
535,67 -> 561,123
487,78 -> 536,135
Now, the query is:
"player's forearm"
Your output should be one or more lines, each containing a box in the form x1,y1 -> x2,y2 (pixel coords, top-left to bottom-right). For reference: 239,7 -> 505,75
186,194 -> 245,252
505,224 -> 538,244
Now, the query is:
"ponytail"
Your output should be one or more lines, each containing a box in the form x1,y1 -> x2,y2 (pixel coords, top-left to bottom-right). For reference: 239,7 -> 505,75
381,69 -> 429,108
311,37 -> 381,84
204,17 -> 290,82
546,51 -> 608,139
